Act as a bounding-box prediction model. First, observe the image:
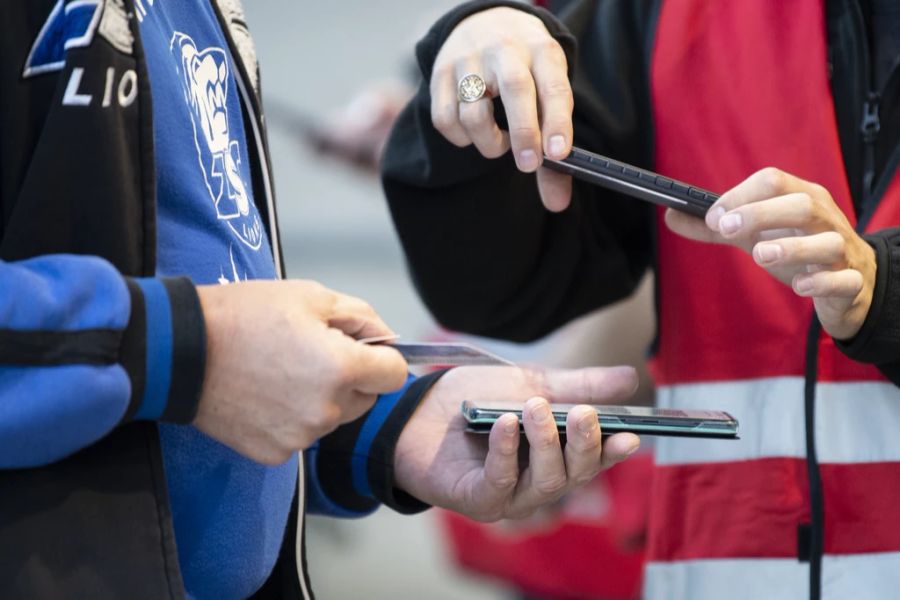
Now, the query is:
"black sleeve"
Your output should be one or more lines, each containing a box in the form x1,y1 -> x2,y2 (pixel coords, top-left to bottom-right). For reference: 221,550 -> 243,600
835,228 -> 900,384
381,0 -> 660,342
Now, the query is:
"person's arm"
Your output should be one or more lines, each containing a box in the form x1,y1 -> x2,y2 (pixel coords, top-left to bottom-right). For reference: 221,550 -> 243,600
835,228 -> 900,384
0,254 -> 205,468
1,255 -> 409,470
381,0 -> 658,342
309,364 -> 643,521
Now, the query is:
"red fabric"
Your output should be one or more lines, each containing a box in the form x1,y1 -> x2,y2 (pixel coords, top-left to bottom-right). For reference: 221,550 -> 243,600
442,454 -> 653,600
647,459 -> 900,562
645,0 -> 900,570
647,0 -> 900,387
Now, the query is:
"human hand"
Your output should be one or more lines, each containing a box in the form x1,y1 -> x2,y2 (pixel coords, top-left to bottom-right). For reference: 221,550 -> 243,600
193,280 -> 408,465
393,366 -> 641,521
431,7 -> 574,211
665,168 -> 877,340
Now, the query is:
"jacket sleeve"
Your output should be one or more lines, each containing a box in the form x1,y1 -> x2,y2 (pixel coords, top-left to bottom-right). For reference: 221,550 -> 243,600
0,254 -> 205,469
305,370 -> 450,517
836,228 -> 900,384
381,0 -> 659,342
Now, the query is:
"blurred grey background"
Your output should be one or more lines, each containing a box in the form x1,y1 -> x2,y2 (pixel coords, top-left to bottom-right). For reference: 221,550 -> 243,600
243,2 -> 655,598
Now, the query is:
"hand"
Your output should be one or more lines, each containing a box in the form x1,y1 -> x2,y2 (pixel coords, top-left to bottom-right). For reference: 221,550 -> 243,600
193,280 -> 408,465
393,366 -> 641,522
431,7 -> 575,211
665,168 -> 877,340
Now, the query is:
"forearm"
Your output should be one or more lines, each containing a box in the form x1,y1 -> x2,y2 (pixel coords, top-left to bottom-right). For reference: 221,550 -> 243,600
0,255 -> 205,468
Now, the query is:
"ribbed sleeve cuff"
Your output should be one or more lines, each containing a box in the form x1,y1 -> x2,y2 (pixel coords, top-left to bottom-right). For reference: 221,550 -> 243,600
836,231 -> 900,365
119,277 -> 206,424
313,369 -> 452,515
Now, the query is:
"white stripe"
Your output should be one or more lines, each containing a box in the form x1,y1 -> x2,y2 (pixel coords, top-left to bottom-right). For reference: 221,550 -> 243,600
644,557 -> 807,600
644,553 -> 900,600
655,378 -> 900,465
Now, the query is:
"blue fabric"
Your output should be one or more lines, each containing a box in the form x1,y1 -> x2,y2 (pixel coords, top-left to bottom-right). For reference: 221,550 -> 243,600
352,375 -> 417,499
132,278 -> 173,421
139,3 -> 294,598
304,442 -> 378,519
24,0 -> 102,75
0,255 -> 132,468
0,364 -> 129,468
0,254 -> 129,331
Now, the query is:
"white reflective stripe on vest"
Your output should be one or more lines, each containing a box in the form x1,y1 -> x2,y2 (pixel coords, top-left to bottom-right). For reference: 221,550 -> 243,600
644,552 -> 900,600
654,378 -> 900,465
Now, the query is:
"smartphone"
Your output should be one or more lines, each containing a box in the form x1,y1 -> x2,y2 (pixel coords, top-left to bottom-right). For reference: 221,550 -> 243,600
542,146 -> 718,218
462,400 -> 739,439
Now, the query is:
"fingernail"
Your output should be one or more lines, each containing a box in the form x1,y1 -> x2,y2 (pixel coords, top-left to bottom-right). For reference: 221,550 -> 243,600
755,243 -> 782,264
625,441 -> 641,456
577,413 -> 597,435
719,212 -> 743,235
530,401 -> 550,423
548,135 -> 566,158
504,415 -> 519,434
795,276 -> 814,294
706,206 -> 725,229
519,149 -> 539,172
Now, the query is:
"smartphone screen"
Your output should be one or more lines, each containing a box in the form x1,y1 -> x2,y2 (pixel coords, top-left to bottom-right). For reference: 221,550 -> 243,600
462,401 -> 739,439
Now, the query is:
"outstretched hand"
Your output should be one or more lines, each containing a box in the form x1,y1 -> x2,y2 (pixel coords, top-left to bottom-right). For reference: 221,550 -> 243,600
393,366 -> 640,522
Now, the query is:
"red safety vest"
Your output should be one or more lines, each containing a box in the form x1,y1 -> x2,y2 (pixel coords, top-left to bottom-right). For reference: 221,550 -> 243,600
646,1 -> 900,598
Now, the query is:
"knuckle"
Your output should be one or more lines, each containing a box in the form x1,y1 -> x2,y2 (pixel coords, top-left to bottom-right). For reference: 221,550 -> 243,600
535,475 -> 567,496
432,107 -> 459,136
572,468 -> 601,487
501,71 -> 534,95
531,429 -> 560,451
509,124 -> 540,147
459,104 -> 488,129
794,193 -> 815,220
758,167 -> 786,194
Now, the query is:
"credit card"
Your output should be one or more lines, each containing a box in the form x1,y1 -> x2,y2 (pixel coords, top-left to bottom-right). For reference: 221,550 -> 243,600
365,340 -> 514,367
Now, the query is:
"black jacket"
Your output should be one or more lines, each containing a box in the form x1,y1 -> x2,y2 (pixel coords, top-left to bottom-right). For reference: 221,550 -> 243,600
382,0 -> 900,381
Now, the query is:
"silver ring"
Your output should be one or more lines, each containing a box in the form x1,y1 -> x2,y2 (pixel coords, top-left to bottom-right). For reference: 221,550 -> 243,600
457,73 -> 487,103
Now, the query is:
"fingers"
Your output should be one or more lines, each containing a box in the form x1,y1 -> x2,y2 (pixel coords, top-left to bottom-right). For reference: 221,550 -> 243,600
536,167 -> 573,212
508,397 -> 567,515
531,42 -> 572,161
490,52 -> 542,172
599,432 -> 642,470
529,365 -> 639,404
342,337 -> 409,394
327,291 -> 395,340
430,65 -> 470,147
561,406 -> 604,485
753,231 -> 846,269
715,193 -> 829,240
458,96 -> 510,159
471,413 -> 522,519
793,268 -> 864,299
664,207 -> 723,244
706,167 -> 814,230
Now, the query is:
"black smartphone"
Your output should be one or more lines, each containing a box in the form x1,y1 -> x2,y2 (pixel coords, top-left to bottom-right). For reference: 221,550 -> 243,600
542,146 -> 717,217
462,400 -> 739,439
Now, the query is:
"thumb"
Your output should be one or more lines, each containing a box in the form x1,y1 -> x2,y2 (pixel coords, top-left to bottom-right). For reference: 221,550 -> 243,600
328,292 -> 396,340
537,167 -> 573,212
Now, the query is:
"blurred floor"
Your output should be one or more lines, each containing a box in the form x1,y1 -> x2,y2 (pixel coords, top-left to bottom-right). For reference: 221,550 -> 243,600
244,2 -> 510,599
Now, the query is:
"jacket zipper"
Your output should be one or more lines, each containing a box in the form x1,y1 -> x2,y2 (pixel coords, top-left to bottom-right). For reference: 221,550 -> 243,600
861,91 -> 881,205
